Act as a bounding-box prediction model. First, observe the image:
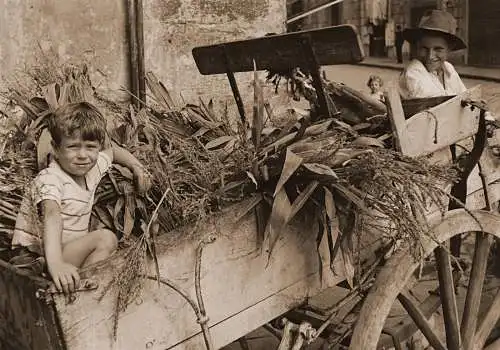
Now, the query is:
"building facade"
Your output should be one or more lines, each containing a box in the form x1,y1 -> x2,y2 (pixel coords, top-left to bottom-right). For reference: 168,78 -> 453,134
287,0 -> 500,67
1,0 -> 286,103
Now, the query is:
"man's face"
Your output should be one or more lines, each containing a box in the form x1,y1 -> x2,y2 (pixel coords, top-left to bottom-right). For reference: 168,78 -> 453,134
417,35 -> 450,72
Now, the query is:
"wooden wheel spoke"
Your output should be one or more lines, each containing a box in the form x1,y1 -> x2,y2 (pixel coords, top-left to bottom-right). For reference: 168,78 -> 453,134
474,288 -> 500,350
397,292 -> 447,350
461,232 -> 492,350
434,246 -> 461,350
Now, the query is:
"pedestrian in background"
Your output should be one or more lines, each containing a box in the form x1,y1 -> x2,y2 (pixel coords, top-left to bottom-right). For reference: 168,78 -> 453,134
395,24 -> 404,64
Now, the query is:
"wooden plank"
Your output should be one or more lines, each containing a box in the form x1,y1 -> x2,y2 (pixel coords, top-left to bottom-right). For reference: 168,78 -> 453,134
467,146 -> 500,196
402,96 -> 454,119
465,182 -> 500,211
402,86 -> 482,157
171,273 -> 344,350
54,200 -> 343,350
385,84 -> 407,153
422,140 -> 500,207
0,260 -> 64,350
192,25 -> 364,75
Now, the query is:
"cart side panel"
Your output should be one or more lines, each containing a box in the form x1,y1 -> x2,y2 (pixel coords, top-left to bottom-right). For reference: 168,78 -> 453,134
0,260 -> 65,350
53,200 -> 344,350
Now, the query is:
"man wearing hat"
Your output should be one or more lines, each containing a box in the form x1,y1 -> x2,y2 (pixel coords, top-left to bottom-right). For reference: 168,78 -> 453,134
399,10 -> 467,99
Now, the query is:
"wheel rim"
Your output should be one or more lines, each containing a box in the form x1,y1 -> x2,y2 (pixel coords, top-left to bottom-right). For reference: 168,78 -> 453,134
349,209 -> 500,350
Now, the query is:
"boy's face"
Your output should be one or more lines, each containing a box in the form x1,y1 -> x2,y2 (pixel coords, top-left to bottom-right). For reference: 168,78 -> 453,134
417,35 -> 449,72
53,134 -> 101,179
370,80 -> 381,93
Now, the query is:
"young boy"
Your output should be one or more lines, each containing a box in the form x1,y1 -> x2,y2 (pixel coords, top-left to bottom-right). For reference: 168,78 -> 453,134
12,102 -> 150,294
367,75 -> 385,103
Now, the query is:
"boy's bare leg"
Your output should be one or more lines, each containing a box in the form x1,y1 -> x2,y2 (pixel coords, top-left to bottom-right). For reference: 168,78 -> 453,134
62,229 -> 118,268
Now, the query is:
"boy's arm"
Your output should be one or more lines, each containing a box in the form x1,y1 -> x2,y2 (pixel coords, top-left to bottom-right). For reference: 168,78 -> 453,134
41,200 -> 80,294
111,142 -> 151,193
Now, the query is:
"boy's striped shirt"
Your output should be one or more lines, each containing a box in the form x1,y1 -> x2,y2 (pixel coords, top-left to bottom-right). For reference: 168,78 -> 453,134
12,152 -> 112,248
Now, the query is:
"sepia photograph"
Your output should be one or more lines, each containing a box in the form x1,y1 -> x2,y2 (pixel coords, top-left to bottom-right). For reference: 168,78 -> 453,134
0,0 -> 499,349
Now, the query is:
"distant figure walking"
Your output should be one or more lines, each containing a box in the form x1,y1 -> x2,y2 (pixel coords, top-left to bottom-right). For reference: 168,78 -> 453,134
395,25 -> 404,64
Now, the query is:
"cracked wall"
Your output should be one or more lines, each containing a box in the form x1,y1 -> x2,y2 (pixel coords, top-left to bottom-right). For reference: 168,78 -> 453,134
0,0 -> 285,104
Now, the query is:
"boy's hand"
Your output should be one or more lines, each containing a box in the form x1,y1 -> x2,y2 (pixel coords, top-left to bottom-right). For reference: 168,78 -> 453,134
48,260 -> 80,295
133,166 -> 152,194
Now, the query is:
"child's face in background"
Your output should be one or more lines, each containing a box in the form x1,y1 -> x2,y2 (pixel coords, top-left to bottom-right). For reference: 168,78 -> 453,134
53,133 -> 102,180
369,80 -> 381,93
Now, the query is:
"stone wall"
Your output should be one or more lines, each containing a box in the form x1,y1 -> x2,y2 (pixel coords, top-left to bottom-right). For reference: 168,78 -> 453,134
0,0 -> 285,105
292,0 -> 342,30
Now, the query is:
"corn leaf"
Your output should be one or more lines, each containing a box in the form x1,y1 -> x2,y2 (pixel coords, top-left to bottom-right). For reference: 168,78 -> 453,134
233,194 -> 264,224
199,98 -> 216,123
331,183 -> 370,214
264,188 -> 292,261
145,72 -> 174,110
192,127 -> 210,138
219,180 -> 247,194
261,127 -> 279,136
58,83 -> 69,106
317,212 -> 327,286
330,149 -> 374,167
303,163 -> 338,179
324,187 -> 340,271
286,180 -> 319,224
123,194 -> 136,239
42,83 -> 59,110
341,233 -> 355,288
274,148 -> 303,197
37,128 -> 53,171
352,136 -> 385,148
113,164 -> 134,181
317,210 -> 339,288
93,206 -> 115,231
205,135 -> 235,150
113,197 -> 125,233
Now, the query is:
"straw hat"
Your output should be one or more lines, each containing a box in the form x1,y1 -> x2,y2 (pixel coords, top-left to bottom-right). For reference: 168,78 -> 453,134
403,10 -> 466,51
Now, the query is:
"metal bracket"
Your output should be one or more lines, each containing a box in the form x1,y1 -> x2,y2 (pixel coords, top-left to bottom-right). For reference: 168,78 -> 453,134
35,279 -> 99,304
298,36 -> 332,121
222,45 -> 247,125
277,317 -> 317,350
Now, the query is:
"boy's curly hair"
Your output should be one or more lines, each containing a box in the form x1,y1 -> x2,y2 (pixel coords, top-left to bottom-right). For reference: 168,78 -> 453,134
367,75 -> 384,87
48,102 -> 107,147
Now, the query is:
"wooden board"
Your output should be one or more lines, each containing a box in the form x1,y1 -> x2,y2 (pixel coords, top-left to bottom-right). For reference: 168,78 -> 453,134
404,86 -> 482,157
54,200 -> 344,350
387,85 -> 482,157
192,25 -> 364,75
402,96 -> 453,119
0,260 -> 64,350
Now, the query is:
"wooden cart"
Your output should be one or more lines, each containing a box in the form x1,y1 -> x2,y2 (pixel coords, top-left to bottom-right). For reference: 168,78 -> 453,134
1,26 -> 500,350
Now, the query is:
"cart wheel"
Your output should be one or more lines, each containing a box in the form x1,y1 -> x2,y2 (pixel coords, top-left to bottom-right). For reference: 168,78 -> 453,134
350,209 -> 500,350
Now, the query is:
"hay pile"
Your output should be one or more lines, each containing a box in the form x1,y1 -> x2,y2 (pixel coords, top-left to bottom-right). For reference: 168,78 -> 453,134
0,61 -> 457,333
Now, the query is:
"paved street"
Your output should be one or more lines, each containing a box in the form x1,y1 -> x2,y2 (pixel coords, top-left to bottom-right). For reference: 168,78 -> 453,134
323,64 -> 500,115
